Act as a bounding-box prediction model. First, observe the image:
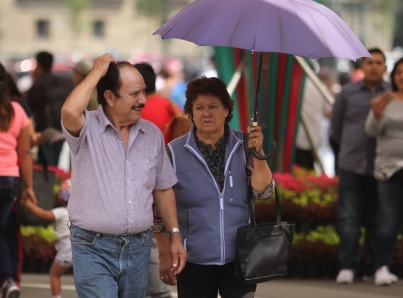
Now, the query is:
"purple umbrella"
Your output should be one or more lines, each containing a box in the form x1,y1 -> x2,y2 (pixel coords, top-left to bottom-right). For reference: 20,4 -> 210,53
154,0 -> 371,159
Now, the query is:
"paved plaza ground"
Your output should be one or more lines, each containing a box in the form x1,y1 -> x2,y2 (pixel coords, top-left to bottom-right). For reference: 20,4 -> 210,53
21,273 -> 402,298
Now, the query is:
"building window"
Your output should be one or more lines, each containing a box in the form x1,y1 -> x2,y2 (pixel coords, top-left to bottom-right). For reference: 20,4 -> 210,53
93,21 -> 105,37
36,20 -> 49,38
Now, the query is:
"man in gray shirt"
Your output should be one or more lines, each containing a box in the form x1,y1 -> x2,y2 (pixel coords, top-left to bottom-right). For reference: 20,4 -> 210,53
61,53 -> 187,298
331,48 -> 389,284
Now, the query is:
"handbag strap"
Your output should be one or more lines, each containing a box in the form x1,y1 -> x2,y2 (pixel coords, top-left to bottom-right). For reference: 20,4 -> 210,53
37,145 -> 50,182
247,183 -> 282,227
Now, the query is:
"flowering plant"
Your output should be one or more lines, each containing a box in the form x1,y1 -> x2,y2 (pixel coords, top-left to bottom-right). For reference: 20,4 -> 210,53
255,166 -> 338,224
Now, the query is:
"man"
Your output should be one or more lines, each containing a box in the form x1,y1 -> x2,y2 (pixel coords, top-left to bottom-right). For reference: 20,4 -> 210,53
134,63 -> 177,145
26,51 -> 73,166
134,62 -> 175,298
61,53 -> 187,298
71,59 -> 99,111
331,48 -> 389,284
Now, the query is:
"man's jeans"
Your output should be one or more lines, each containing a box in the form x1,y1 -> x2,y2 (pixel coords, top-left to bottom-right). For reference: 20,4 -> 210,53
70,224 -> 152,298
337,169 -> 378,276
376,179 -> 403,269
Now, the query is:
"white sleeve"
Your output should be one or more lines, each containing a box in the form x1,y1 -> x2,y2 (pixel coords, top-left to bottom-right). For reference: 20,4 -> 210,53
52,207 -> 69,221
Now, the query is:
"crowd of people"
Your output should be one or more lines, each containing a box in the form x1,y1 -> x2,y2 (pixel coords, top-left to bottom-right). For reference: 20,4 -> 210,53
0,46 -> 402,298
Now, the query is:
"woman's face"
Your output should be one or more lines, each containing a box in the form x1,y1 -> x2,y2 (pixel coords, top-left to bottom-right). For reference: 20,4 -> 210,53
394,63 -> 403,91
192,94 -> 228,134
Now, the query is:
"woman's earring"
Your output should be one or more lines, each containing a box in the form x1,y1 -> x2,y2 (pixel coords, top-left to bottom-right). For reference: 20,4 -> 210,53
225,115 -> 227,117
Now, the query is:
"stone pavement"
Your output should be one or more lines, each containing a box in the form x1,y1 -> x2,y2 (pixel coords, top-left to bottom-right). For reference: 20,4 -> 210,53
20,274 -> 402,298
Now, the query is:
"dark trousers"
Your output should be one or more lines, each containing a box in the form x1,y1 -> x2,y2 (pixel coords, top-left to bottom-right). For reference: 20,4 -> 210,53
177,262 -> 256,298
337,169 -> 378,276
0,177 -> 19,282
295,148 -> 315,170
376,178 -> 403,269
329,136 -> 340,175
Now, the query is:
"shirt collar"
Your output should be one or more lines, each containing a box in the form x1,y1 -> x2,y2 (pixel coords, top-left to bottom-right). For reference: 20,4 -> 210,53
96,105 -> 146,133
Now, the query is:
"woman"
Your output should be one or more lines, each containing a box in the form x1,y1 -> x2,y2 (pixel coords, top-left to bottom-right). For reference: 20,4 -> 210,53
154,76 -> 275,298
365,57 -> 403,286
0,63 -> 37,297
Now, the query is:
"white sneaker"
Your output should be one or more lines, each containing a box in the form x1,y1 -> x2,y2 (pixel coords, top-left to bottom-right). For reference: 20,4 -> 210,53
1,279 -> 20,298
375,266 -> 398,286
336,269 -> 354,284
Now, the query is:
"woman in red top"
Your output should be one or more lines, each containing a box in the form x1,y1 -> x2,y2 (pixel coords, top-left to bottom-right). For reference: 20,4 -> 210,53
0,62 -> 37,298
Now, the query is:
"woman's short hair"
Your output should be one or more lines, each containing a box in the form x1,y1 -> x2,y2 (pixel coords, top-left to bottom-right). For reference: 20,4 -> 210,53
390,57 -> 403,92
184,76 -> 234,124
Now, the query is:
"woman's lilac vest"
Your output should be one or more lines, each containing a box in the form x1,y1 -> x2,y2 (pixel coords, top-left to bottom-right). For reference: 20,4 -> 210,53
168,126 -> 249,265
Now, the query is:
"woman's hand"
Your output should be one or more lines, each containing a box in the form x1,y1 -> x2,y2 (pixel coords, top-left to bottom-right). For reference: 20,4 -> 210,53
247,125 -> 264,154
371,91 -> 393,120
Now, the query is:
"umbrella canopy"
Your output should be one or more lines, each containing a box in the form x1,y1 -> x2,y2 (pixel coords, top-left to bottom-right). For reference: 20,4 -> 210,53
154,0 -> 371,61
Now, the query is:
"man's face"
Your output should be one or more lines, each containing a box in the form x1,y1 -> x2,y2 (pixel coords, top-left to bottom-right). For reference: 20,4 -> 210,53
361,53 -> 387,83
109,66 -> 147,125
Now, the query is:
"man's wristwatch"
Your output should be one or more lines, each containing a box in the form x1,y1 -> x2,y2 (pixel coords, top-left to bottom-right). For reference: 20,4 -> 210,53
168,228 -> 182,238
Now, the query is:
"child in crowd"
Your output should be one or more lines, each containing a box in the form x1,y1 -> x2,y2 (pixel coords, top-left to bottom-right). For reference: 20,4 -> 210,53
22,179 -> 72,298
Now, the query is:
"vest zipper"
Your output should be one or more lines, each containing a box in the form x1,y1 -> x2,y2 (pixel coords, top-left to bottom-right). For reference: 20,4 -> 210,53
185,137 -> 242,265
184,209 -> 190,250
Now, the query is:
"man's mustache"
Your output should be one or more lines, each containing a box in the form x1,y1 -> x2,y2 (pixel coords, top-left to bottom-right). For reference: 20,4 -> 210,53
133,104 -> 145,109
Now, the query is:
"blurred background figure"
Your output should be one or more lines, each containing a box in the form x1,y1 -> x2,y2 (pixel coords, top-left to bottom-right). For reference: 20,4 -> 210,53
71,60 -> 98,111
0,62 -> 37,298
158,59 -> 187,109
295,67 -> 333,171
26,51 -> 73,167
200,55 -> 217,78
350,59 -> 365,82
331,48 -> 389,285
365,57 -> 403,286
134,62 -> 179,145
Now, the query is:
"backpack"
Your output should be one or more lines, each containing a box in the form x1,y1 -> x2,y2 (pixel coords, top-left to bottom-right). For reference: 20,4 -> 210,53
163,100 -> 193,140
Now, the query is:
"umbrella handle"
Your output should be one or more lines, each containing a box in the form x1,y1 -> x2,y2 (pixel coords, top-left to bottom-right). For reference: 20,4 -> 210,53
251,52 -> 276,160
251,141 -> 276,160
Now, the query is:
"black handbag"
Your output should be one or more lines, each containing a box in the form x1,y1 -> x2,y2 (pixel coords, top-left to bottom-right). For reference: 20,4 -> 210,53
16,146 -> 55,226
235,185 -> 295,285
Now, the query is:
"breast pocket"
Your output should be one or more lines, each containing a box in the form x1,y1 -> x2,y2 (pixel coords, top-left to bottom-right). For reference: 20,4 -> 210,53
137,157 -> 158,189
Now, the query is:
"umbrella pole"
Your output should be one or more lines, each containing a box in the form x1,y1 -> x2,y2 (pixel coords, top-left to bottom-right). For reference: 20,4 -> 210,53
251,52 -> 276,160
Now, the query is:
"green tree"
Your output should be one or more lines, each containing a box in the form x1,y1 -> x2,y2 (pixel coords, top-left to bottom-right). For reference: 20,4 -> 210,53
134,0 -> 164,18
68,0 -> 89,34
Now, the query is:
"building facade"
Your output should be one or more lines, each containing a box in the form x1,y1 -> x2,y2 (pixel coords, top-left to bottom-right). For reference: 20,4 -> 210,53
0,0 -> 203,69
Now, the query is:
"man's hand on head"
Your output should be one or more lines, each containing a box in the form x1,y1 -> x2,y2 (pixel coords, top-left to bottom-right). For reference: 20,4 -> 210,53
91,53 -> 117,78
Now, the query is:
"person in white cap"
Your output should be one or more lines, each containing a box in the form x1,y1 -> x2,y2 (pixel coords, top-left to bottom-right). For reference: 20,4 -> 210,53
72,60 -> 98,111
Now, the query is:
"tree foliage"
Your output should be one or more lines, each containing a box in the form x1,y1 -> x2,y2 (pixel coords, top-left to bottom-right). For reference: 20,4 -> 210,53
68,0 -> 89,34
134,0 -> 164,18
